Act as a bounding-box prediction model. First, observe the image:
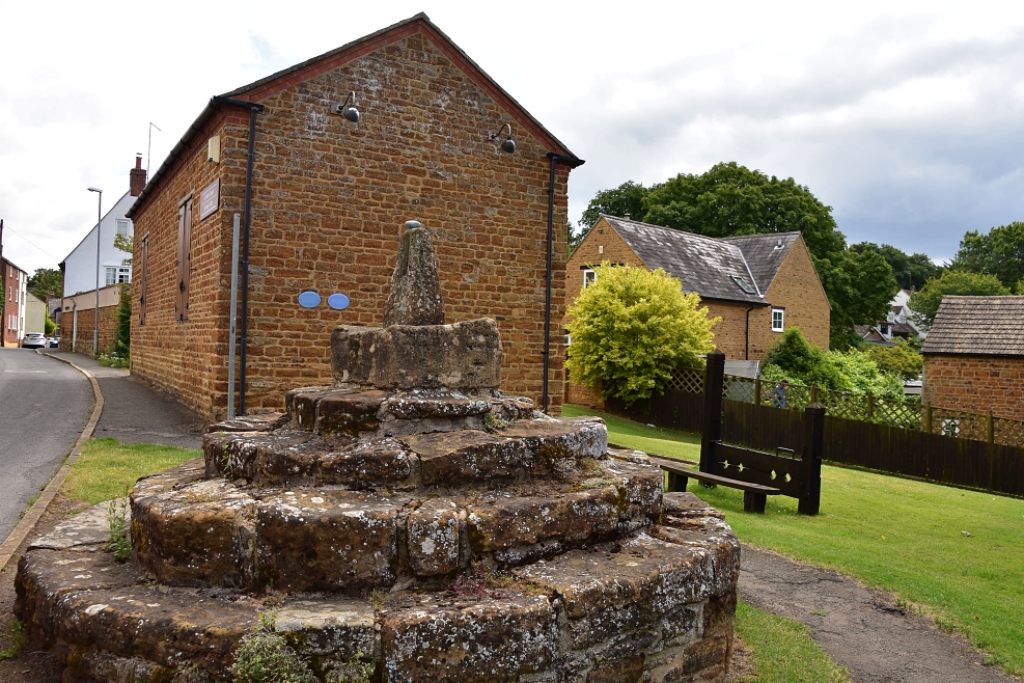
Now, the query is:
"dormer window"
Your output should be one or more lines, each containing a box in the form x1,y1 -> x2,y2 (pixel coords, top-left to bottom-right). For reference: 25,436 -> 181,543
732,276 -> 755,295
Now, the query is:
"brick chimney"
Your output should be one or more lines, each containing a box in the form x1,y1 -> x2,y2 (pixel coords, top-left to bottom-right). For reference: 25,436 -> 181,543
129,154 -> 147,197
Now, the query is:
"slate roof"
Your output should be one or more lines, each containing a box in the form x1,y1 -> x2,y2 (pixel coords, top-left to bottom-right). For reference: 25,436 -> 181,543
922,296 -> 1024,356
601,216 -> 765,305
721,232 -> 800,293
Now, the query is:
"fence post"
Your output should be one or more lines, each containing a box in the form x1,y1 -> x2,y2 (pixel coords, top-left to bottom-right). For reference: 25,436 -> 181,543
755,377 -> 762,406
799,403 -> 825,515
924,404 -> 932,434
811,386 -> 818,405
987,411 -> 994,444
700,350 -> 725,474
866,394 -> 874,422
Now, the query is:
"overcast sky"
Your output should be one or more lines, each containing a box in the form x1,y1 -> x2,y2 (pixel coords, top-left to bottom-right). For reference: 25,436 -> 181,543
3,0 -> 1024,275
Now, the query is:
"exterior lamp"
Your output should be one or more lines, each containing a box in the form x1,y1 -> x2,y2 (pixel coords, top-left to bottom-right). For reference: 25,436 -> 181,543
489,123 -> 516,154
331,92 -> 360,123
87,187 -> 102,356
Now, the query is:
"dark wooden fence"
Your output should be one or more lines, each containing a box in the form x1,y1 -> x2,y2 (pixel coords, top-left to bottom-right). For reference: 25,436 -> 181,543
603,365 -> 1024,498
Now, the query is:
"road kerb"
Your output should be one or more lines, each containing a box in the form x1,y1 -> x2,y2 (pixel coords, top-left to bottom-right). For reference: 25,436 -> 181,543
0,352 -> 104,571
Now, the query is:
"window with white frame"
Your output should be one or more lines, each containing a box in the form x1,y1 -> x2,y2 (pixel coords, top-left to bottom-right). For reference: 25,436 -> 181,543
771,307 -> 785,332
105,266 -> 132,286
583,268 -> 596,289
115,219 -> 131,237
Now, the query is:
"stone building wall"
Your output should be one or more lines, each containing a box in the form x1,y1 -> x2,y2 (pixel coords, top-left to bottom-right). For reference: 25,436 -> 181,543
923,354 -> 1024,421
64,304 -> 119,355
748,237 -> 830,357
131,24 -> 572,420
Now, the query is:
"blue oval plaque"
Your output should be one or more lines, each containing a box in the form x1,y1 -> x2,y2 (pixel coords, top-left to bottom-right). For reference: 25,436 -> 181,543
328,293 -> 350,310
297,290 -> 321,308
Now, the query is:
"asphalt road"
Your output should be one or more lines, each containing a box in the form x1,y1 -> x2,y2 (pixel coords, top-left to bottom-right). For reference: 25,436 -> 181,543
0,348 -> 92,542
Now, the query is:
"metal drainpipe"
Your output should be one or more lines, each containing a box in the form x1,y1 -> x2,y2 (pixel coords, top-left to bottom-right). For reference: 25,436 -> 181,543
745,305 -> 754,360
213,97 -> 264,416
543,153 -> 584,413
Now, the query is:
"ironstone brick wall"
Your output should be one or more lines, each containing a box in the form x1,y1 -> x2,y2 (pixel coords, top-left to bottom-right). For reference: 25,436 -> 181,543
923,354 -> 1024,421
748,238 -> 830,356
65,304 -> 119,356
131,30 -> 570,421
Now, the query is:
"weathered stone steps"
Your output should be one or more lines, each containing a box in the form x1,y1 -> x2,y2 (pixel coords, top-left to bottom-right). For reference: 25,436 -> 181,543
131,457 -> 664,591
283,385 -> 536,438
17,494 -> 737,683
203,417 -> 609,489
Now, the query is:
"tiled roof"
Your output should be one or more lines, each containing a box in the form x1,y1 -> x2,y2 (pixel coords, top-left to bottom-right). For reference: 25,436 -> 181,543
601,216 -> 765,305
721,232 -> 799,292
922,296 -> 1024,356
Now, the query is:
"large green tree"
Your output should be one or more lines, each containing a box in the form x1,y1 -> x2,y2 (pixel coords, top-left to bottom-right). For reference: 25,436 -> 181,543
907,270 -> 1009,331
28,267 -> 62,299
950,221 -> 1024,290
641,162 -> 846,261
851,242 -> 940,291
565,263 -> 717,406
579,181 -> 652,235
820,247 -> 900,348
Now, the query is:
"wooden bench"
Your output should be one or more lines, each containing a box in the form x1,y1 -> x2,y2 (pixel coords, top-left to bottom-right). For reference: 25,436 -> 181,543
651,456 -> 781,513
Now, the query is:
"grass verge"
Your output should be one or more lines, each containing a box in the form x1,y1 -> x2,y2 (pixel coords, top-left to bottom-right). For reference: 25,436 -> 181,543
565,404 -> 1024,675
733,600 -> 849,683
64,438 -> 201,505
562,404 -> 701,461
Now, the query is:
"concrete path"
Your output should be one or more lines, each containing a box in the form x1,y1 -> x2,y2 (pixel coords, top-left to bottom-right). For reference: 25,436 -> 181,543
740,544 -> 1018,682
0,348 -> 92,541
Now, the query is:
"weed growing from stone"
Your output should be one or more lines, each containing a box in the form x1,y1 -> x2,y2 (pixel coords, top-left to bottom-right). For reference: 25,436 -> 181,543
0,618 -> 26,661
363,588 -> 390,610
231,614 -> 316,683
483,411 -> 509,432
107,496 -> 131,562
447,572 -> 489,597
324,650 -> 374,683
170,661 -> 211,683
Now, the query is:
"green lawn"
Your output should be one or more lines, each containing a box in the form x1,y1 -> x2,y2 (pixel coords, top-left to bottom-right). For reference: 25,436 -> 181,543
65,438 -> 201,504
566,404 -> 1024,675
562,404 -> 701,461
734,600 -> 849,683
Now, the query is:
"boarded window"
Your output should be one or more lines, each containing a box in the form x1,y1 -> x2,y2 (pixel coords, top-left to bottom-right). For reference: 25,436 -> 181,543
176,197 -> 193,321
138,235 -> 148,326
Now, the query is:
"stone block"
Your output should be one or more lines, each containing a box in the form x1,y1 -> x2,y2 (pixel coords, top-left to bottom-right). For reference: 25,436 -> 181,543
207,412 -> 288,433
317,436 -> 416,488
275,597 -> 379,657
407,498 -> 461,577
255,490 -> 401,591
467,487 -> 619,556
381,594 -> 558,682
331,319 -> 502,391
402,430 -> 532,485
132,478 -> 255,588
498,416 -> 608,461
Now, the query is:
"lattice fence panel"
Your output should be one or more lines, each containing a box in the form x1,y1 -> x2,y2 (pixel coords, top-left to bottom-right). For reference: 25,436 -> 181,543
929,407 -> 987,442
664,367 -> 704,394
874,397 -> 923,430
723,376 -> 757,404
818,388 -> 868,421
994,417 -> 1024,448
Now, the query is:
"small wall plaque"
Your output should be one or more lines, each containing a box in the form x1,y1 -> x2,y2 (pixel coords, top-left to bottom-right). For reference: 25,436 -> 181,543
199,178 -> 220,220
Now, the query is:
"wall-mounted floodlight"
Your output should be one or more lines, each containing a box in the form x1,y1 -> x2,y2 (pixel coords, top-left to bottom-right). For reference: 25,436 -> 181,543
330,92 -> 360,123
488,123 -> 515,154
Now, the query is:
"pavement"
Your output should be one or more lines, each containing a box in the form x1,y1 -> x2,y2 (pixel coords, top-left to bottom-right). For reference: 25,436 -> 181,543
41,350 -> 206,450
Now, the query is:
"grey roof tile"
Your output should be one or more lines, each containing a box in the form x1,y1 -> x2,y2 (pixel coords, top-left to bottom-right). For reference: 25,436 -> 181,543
602,216 -> 765,304
922,296 -> 1024,356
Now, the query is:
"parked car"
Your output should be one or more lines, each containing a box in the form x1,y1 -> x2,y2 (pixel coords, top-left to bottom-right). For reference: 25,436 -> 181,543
22,333 -> 47,349
47,336 -> 60,348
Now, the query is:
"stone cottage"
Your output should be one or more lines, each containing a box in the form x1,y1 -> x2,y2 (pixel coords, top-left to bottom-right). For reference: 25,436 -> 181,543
923,296 -> 1024,421
564,215 -> 830,404
127,13 -> 583,420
